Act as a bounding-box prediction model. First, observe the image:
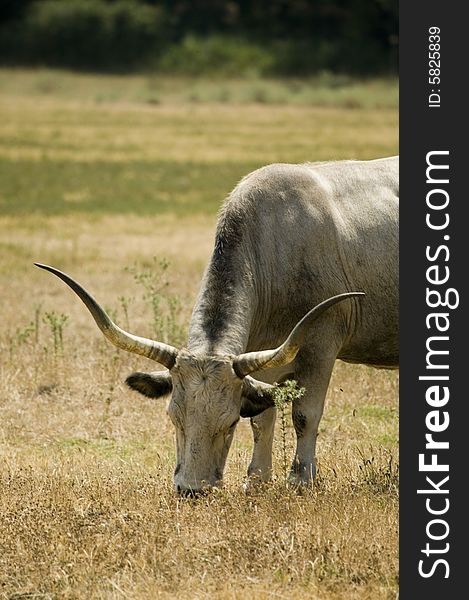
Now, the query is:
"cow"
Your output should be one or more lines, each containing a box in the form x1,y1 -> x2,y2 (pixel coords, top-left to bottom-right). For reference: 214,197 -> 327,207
35,156 -> 399,494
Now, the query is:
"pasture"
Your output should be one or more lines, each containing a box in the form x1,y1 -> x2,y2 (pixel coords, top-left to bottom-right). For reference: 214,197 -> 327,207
0,70 -> 398,599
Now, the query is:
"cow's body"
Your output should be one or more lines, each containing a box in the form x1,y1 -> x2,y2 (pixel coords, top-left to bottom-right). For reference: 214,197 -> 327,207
36,156 -> 399,492
187,156 -> 398,484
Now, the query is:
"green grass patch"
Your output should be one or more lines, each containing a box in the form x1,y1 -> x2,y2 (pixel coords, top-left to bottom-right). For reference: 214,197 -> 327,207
0,159 -> 254,216
359,404 -> 397,419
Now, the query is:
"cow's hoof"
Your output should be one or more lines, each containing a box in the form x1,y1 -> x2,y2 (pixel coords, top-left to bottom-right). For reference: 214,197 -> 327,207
243,474 -> 271,494
287,472 -> 314,490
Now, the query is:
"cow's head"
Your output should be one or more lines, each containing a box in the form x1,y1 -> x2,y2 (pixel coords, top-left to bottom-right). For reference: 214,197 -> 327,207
35,263 -> 363,494
125,353 -> 278,493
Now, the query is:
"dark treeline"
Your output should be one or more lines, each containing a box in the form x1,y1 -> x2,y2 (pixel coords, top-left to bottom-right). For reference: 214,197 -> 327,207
0,0 -> 398,75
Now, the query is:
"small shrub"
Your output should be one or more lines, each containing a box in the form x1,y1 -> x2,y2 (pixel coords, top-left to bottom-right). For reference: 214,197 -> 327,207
6,304 -> 43,358
43,310 -> 68,355
125,257 -> 185,346
118,295 -> 132,330
272,380 -> 305,481
7,322 -> 35,360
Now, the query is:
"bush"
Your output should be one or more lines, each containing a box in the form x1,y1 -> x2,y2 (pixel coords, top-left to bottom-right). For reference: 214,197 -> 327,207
22,0 -> 166,71
158,35 -> 275,77
0,0 -> 398,76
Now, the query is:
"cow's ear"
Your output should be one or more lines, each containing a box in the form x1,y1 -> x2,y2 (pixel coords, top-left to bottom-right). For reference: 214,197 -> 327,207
126,371 -> 173,399
240,376 -> 275,418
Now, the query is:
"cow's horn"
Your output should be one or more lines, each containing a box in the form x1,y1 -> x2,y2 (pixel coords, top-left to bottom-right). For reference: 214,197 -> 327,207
232,292 -> 365,377
34,263 -> 179,369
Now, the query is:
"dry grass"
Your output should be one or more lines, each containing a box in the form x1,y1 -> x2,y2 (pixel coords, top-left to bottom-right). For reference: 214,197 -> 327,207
0,217 -> 399,600
0,98 -> 397,166
0,70 -> 398,599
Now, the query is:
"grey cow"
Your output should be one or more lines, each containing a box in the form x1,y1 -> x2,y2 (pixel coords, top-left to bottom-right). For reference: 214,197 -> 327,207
36,156 -> 399,493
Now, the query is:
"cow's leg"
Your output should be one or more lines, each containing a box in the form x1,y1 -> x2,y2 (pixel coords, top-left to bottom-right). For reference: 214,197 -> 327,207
245,367 -> 292,485
289,346 -> 338,486
247,406 -> 277,483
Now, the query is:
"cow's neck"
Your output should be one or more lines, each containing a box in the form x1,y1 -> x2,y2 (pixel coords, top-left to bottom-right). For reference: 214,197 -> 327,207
187,246 -> 255,356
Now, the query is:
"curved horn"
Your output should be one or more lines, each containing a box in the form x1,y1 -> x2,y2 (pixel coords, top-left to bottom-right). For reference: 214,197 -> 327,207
34,263 -> 179,369
233,292 -> 365,377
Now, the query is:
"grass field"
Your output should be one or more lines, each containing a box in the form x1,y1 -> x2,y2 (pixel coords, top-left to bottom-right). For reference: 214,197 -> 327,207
0,69 -> 399,599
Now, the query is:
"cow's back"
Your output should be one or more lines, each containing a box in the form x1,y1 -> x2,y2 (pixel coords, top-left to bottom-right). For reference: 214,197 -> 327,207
234,158 -> 399,366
